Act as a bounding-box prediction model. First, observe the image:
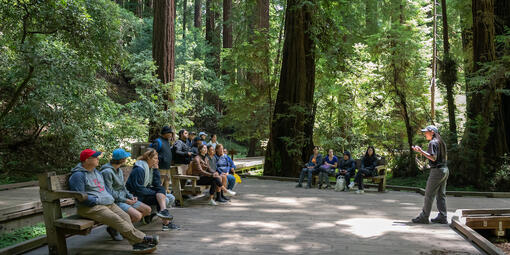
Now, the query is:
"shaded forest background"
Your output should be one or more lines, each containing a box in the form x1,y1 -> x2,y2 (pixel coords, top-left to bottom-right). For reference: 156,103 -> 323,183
0,0 -> 509,191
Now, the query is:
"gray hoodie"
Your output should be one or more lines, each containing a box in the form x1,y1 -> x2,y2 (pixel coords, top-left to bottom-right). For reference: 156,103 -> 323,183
100,163 -> 134,203
68,163 -> 115,207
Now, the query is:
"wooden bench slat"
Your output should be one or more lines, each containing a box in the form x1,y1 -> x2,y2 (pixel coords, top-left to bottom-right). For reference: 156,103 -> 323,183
54,218 -> 95,231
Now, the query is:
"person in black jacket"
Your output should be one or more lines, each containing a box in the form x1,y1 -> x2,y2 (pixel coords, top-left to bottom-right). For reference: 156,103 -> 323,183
350,146 -> 378,194
336,150 -> 356,189
296,146 -> 322,189
149,126 -> 175,170
126,149 -> 180,231
173,129 -> 192,164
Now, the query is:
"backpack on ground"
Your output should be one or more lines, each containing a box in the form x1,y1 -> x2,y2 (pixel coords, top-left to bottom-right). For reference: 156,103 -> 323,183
335,176 -> 345,192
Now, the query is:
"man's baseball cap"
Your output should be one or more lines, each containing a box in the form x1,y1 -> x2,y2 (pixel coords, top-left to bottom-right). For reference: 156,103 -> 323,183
198,131 -> 207,137
80,149 -> 102,161
112,148 -> 131,160
421,125 -> 439,134
161,126 -> 174,134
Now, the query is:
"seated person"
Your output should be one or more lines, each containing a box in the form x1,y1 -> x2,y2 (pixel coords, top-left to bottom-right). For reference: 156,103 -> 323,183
187,131 -> 197,148
126,149 -> 179,230
198,131 -> 207,145
223,147 -> 237,190
215,144 -> 237,192
296,146 -> 322,189
101,148 -> 151,228
206,145 -> 217,171
190,144 -> 225,206
207,134 -> 218,149
350,146 -> 378,194
190,137 -> 201,156
318,149 -> 338,189
335,150 -> 356,190
173,129 -> 192,164
69,149 -> 158,253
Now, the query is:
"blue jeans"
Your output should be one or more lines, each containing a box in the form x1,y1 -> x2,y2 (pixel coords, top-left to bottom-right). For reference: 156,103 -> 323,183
226,174 -> 236,190
299,167 -> 317,187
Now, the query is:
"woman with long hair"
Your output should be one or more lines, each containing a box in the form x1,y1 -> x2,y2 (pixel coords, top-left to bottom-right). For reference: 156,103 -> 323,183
411,125 -> 449,224
350,146 -> 378,194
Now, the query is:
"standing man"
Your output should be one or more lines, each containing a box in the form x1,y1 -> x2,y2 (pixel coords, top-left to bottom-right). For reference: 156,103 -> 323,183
150,126 -> 175,170
411,125 -> 449,224
69,149 -> 159,253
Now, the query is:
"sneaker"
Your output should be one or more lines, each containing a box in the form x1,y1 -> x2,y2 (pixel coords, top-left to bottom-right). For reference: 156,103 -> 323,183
412,216 -> 430,224
225,189 -> 236,196
431,216 -> 448,224
106,226 -> 123,241
143,235 -> 159,245
208,199 -> 218,206
348,182 -> 355,189
355,190 -> 364,194
296,183 -> 303,188
162,222 -> 181,231
156,209 -> 174,220
132,243 -> 156,254
142,214 -> 156,225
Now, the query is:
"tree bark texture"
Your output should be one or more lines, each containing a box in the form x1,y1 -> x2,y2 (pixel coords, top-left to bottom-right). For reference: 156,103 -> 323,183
183,0 -> 187,40
440,0 -> 458,146
264,0 -> 316,177
194,0 -> 202,28
222,0 -> 232,49
151,0 -> 176,139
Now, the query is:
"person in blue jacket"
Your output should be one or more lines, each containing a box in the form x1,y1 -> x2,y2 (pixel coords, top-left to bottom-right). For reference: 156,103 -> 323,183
215,144 -> 236,201
126,149 -> 179,231
149,126 -> 175,170
69,149 -> 158,253
350,146 -> 378,194
336,150 -> 356,190
296,146 -> 322,189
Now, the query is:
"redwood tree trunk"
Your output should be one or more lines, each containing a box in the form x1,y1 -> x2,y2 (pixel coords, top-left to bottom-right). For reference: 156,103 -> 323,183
205,0 -> 221,75
222,0 -> 232,49
264,0 -> 316,177
194,0 -> 202,59
151,0 -> 176,139
183,0 -> 187,40
440,0 -> 458,146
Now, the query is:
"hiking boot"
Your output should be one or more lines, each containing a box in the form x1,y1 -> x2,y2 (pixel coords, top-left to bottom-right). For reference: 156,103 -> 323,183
132,242 -> 156,254
208,199 -> 218,206
156,209 -> 174,220
162,222 -> 181,231
296,183 -> 303,188
431,216 -> 448,224
412,216 -> 430,224
143,235 -> 159,245
106,226 -> 123,241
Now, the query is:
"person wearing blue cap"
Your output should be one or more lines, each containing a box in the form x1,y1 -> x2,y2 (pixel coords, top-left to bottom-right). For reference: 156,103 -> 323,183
199,131 -> 207,145
101,149 -> 152,231
411,125 -> 449,224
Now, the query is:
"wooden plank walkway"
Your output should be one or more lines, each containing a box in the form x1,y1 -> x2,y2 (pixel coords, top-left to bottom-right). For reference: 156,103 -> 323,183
25,178 -> 510,255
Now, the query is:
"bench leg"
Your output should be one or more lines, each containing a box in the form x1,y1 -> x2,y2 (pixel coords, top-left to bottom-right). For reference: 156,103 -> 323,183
42,201 -> 67,255
171,177 -> 184,207
378,177 -> 386,192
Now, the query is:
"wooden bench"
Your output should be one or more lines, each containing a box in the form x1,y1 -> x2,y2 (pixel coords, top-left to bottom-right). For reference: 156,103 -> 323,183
38,166 -> 165,255
170,164 -> 208,207
39,172 -> 96,255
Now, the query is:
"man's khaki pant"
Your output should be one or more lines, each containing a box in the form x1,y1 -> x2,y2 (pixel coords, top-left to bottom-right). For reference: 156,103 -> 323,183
77,203 -> 145,245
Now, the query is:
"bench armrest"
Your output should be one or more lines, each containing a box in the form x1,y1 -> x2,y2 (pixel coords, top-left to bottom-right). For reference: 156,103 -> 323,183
172,175 -> 200,181
40,189 -> 88,202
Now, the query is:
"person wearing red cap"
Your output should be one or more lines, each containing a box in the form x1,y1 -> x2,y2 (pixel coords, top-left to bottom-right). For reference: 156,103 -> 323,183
69,149 -> 159,253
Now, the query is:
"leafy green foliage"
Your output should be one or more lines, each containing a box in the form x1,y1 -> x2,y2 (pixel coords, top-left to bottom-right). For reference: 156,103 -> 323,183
0,223 -> 46,249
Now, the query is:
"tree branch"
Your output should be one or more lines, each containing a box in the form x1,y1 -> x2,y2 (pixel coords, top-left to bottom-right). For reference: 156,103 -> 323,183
0,65 -> 35,121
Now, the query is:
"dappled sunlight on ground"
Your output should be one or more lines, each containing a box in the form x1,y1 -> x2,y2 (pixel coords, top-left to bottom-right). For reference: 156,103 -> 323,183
336,217 -> 401,238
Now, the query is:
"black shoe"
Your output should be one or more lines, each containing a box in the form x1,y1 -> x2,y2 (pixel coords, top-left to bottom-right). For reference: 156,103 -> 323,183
142,213 -> 156,225
296,183 -> 303,188
143,235 -> 159,245
221,195 -> 230,201
156,209 -> 174,220
132,242 -> 157,254
411,216 -> 430,224
106,226 -> 123,241
431,216 -> 448,224
215,196 -> 228,203
162,222 -> 181,231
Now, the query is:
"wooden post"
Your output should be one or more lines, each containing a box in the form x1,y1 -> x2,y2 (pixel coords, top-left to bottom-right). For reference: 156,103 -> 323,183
170,167 -> 184,207
39,172 -> 67,255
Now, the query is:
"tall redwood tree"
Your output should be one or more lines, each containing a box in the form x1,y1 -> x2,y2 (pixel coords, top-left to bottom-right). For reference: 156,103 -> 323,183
264,0 -> 316,177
